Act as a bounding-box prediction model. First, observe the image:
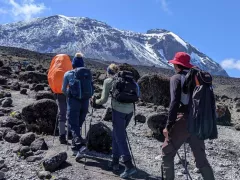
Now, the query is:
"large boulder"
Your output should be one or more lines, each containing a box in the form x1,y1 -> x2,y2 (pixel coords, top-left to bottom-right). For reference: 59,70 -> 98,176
22,99 -> 58,134
87,122 -> 112,154
118,63 -> 140,81
138,75 -> 170,107
0,117 -> 23,128
216,104 -> 231,126
42,152 -> 67,172
147,113 -> 168,140
19,71 -> 47,83
20,132 -> 36,146
35,91 -> 55,100
30,138 -> 48,152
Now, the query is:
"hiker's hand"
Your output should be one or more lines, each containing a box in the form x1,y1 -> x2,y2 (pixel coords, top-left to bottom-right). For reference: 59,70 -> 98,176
163,128 -> 169,139
90,96 -> 96,107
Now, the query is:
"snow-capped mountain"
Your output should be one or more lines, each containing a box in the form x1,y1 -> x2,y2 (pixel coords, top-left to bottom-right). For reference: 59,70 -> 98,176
0,15 -> 228,76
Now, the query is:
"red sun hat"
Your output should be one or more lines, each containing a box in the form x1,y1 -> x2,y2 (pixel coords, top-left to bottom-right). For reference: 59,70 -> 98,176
169,52 -> 193,68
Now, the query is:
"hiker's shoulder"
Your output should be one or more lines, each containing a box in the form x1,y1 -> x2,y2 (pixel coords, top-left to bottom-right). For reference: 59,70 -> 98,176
170,74 -> 181,82
104,77 -> 114,84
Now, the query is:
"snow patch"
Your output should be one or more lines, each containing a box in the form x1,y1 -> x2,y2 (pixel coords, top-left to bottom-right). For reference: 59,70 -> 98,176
168,32 -> 188,49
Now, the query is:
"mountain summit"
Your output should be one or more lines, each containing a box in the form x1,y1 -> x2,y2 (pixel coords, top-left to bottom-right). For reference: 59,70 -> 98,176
0,15 -> 228,76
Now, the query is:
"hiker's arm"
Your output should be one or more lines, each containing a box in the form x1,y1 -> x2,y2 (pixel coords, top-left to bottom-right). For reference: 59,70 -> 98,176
95,79 -> 111,105
166,76 -> 181,131
62,72 -> 69,95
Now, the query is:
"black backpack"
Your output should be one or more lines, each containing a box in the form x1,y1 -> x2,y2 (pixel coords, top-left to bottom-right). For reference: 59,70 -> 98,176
111,71 -> 139,104
183,67 -> 218,140
68,67 -> 94,100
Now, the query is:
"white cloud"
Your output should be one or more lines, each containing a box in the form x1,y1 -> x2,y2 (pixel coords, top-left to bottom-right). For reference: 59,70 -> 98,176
221,59 -> 240,70
0,0 -> 47,21
156,0 -> 172,14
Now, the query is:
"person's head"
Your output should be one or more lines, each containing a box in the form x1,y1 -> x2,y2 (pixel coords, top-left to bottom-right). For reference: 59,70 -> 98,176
107,63 -> 119,77
72,52 -> 84,69
168,52 -> 193,73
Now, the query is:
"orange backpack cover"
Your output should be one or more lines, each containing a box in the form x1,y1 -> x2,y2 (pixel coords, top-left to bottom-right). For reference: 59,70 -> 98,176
48,54 -> 73,94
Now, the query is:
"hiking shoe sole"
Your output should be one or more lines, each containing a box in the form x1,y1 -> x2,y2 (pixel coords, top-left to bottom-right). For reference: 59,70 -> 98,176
120,168 -> 137,179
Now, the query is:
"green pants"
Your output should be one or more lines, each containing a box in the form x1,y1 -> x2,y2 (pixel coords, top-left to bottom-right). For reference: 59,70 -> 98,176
161,113 -> 215,180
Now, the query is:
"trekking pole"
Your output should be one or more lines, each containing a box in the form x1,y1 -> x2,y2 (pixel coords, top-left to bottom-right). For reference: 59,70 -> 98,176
170,139 -> 192,180
184,142 -> 188,180
125,131 -> 137,171
84,107 -> 94,170
53,94 -> 59,145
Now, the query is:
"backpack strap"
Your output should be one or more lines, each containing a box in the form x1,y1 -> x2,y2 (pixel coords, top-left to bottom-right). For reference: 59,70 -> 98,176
195,75 -> 200,86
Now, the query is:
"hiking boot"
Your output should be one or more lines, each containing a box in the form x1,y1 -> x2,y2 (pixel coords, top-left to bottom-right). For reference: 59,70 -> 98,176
68,132 -> 73,140
108,161 -> 120,171
71,136 -> 84,151
75,146 -> 87,162
120,168 -> 137,179
199,166 -> 215,180
120,160 -> 137,179
59,134 -> 67,144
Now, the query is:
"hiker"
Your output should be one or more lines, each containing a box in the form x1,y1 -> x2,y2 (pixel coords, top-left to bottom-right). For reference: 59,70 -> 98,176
48,54 -> 73,144
161,52 -> 215,180
62,53 -> 93,151
91,64 -> 139,179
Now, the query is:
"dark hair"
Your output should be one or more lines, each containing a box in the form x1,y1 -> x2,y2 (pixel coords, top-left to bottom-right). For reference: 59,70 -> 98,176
176,64 -> 190,70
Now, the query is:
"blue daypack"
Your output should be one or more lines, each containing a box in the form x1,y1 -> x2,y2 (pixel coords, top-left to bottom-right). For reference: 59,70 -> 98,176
68,67 -> 94,100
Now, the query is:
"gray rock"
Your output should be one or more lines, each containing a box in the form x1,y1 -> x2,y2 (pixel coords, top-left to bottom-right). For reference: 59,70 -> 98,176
26,155 -> 42,162
138,75 -> 170,107
4,130 -> 20,143
20,132 -> 35,146
13,146 -> 20,153
216,104 -> 231,126
19,71 -> 47,83
87,122 -> 112,153
35,91 -> 55,100
235,124 -> 240,131
0,171 -> 5,180
30,138 -> 48,152
147,113 -> 168,141
135,114 -> 146,123
0,158 -> 6,169
26,65 -> 35,71
22,99 -> 58,134
12,124 -> 26,134
0,168 -> 8,173
103,107 -> 112,121
42,152 -> 67,172
19,146 -> 30,157
37,171 -> 52,179
0,76 -> 7,85
0,116 -> 23,128
20,88 -> 27,95
34,84 -> 45,92
1,98 -> 13,107
10,82 -> 20,91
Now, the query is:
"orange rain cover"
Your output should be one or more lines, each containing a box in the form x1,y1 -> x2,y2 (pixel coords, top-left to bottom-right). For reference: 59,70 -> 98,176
48,54 -> 73,94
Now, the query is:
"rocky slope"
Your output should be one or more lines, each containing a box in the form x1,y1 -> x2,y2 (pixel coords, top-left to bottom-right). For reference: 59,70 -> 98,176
0,46 -> 239,180
0,15 -> 228,76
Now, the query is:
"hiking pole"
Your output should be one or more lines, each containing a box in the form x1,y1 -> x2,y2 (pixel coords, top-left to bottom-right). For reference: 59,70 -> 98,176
126,131 -> 137,171
84,107 -> 94,170
53,94 -> 59,145
184,142 -> 188,180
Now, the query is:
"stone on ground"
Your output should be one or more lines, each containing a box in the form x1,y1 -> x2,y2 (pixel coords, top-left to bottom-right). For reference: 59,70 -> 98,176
20,132 -> 36,146
42,152 -> 67,172
4,130 -> 20,143
30,138 -> 48,152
